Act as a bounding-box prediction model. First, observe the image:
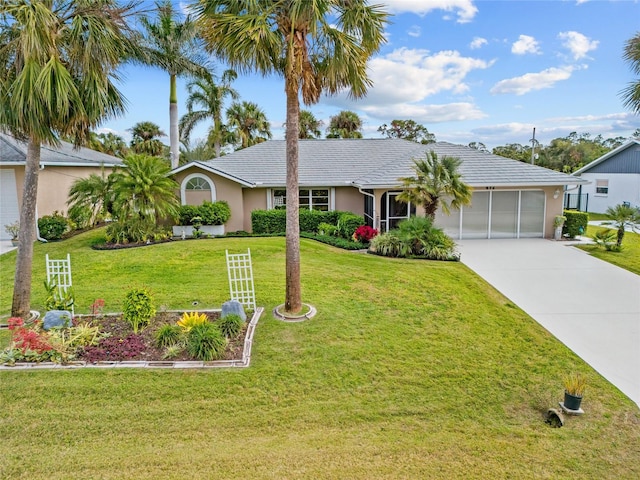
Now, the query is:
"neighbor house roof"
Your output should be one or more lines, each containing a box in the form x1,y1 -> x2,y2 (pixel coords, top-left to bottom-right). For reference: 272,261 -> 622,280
0,132 -> 124,167
572,139 -> 640,175
175,139 -> 586,188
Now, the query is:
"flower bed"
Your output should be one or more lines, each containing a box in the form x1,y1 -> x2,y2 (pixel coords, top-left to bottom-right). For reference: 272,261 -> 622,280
0,308 -> 263,369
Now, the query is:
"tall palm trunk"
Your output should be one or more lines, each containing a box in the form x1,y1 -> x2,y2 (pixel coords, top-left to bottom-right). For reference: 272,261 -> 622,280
169,73 -> 179,168
284,76 -> 301,313
12,139 -> 40,318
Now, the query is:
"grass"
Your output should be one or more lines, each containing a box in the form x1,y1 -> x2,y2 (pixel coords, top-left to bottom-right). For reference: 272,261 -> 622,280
586,212 -> 610,221
577,226 -> 640,276
1,229 -> 639,479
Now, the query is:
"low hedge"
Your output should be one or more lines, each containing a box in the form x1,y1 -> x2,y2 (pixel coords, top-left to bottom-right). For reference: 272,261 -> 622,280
251,209 -> 365,236
563,210 -> 588,238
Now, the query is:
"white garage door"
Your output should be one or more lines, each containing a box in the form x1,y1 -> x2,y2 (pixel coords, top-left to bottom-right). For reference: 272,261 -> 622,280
436,190 -> 545,239
0,169 -> 20,240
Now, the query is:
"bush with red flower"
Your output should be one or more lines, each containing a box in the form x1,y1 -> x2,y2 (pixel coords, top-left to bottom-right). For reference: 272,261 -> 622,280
353,225 -> 379,243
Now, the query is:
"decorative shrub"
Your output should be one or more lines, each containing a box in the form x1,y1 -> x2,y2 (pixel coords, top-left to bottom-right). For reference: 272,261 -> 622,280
317,222 -> 338,236
177,311 -> 208,332
353,225 -> 378,243
251,209 -> 287,233
43,279 -> 75,312
67,204 -> 93,230
122,287 -> 156,333
251,209 -> 356,235
563,210 -> 588,238
218,314 -> 244,339
177,201 -> 231,226
370,232 -> 403,257
299,210 -> 327,233
187,323 -> 227,361
38,211 -> 68,241
592,229 -> 620,251
155,324 -> 184,348
300,233 -> 369,250
337,212 -> 364,239
105,218 -> 167,244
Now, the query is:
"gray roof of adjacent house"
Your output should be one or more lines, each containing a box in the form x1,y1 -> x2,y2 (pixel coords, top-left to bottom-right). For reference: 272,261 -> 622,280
573,139 -> 640,175
0,132 -> 124,167
173,138 -> 586,188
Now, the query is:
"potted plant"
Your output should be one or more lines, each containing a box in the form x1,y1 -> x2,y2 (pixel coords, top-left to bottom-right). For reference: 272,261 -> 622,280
554,215 -> 566,241
563,372 -> 587,411
4,221 -> 19,246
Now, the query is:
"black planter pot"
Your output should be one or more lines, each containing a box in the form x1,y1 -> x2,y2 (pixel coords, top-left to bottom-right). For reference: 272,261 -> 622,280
564,391 -> 583,411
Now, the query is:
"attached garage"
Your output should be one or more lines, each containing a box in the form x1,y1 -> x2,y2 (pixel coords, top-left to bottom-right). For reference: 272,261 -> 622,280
0,169 -> 20,240
435,190 -> 546,239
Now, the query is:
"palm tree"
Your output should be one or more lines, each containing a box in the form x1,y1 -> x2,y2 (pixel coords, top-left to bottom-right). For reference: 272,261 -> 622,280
226,101 -> 272,150
96,132 -> 129,158
605,204 -> 640,247
179,69 -> 238,157
195,0 -> 388,313
621,32 -> 640,114
128,121 -> 167,157
138,0 -> 210,168
67,172 -> 117,227
326,110 -> 363,139
111,154 -> 180,225
0,0 -> 136,318
398,151 -> 472,220
297,110 -> 323,139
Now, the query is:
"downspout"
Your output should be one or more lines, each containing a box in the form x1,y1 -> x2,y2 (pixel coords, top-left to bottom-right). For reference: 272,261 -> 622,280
36,163 -> 48,242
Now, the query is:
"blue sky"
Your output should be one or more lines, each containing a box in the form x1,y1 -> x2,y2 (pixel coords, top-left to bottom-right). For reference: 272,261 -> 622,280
101,0 -> 640,151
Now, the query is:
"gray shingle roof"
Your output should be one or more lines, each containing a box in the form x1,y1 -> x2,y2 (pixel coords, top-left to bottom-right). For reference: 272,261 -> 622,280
0,133 -> 123,167
188,139 -> 585,188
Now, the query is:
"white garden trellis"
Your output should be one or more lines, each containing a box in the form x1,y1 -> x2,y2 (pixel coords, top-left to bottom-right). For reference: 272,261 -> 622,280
226,249 -> 256,311
45,253 -> 73,315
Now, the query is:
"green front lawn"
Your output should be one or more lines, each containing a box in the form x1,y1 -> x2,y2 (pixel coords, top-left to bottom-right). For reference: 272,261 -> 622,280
578,226 -> 640,276
0,230 -> 638,479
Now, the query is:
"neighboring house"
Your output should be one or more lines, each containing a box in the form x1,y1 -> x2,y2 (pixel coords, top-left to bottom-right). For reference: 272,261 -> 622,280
171,139 -> 586,240
0,132 -> 123,240
572,139 -> 640,214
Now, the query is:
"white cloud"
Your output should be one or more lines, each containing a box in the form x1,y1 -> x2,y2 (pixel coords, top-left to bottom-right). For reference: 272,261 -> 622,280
407,25 -> 421,38
383,0 -> 478,23
490,66 -> 575,95
558,31 -> 599,60
360,102 -> 487,123
363,48 -> 493,105
470,37 -> 487,49
511,35 -> 541,55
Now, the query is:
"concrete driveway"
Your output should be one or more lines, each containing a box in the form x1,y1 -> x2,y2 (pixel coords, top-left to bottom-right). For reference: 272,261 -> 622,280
457,239 -> 640,408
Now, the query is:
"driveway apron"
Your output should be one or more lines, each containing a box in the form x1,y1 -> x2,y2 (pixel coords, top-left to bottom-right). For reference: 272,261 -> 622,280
457,239 -> 640,408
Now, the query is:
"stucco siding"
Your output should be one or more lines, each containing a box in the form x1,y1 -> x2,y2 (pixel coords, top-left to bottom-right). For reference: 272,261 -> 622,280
242,188 -> 268,232
579,172 -> 640,213
334,187 -> 364,214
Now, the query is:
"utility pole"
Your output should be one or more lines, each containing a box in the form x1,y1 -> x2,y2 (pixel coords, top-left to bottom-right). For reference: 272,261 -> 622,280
530,127 -> 536,165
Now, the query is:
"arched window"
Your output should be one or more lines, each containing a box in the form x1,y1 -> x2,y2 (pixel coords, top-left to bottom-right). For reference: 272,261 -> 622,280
181,173 -> 216,205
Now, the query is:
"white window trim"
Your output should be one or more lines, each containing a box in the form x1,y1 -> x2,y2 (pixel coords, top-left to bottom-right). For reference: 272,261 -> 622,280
181,173 -> 216,205
268,187 -> 335,211
594,179 -> 609,197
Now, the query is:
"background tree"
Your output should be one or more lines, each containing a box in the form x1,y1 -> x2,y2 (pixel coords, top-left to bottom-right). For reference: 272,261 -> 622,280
398,151 -> 472,220
378,119 -> 436,144
297,110 -> 323,139
195,0 -> 387,313
180,138 -> 218,162
226,101 -> 272,150
326,110 -> 363,139
128,121 -> 167,157
179,70 -> 238,157
0,0 -> 136,318
621,31 -> 640,114
632,128 -> 640,139
468,141 -> 487,152
95,132 -> 129,158
138,0 -> 210,168
605,204 -> 640,248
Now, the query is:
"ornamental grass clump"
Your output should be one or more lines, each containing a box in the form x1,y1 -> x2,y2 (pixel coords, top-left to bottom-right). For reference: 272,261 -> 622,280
187,323 -> 227,361
218,313 -> 244,339
563,372 -> 587,397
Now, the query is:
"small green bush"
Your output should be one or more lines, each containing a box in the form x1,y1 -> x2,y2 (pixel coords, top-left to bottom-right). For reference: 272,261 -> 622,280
299,210 -> 327,233
38,211 -> 68,241
122,287 -> 156,334
252,209 -> 287,234
187,323 -> 227,361
177,201 -> 231,226
177,205 -> 200,226
218,314 -> 244,339
563,210 -> 588,238
370,232 -> 403,257
317,222 -> 338,236
155,324 -> 183,348
337,212 -> 364,239
300,233 -> 366,250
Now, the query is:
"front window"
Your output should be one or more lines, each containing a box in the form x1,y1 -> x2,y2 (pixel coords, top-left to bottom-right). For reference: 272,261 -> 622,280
595,179 -> 608,195
273,188 -> 331,211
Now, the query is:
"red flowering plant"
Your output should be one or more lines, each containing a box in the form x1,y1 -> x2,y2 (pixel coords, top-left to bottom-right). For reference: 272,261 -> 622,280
1,317 -> 57,363
353,225 -> 379,243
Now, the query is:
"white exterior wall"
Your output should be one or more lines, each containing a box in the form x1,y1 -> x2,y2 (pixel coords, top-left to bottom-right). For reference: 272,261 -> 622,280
580,173 -> 640,213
